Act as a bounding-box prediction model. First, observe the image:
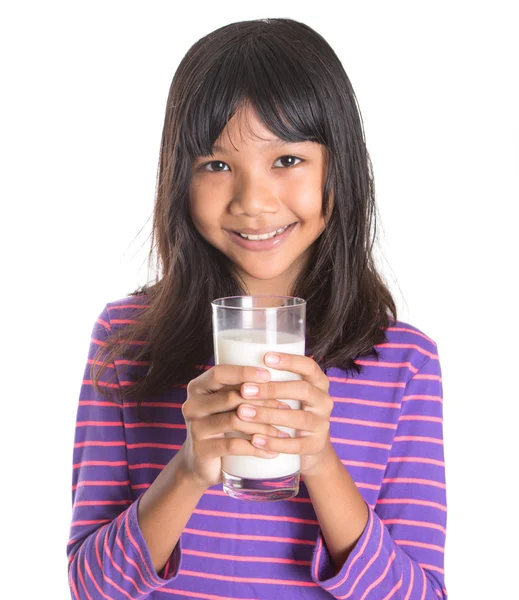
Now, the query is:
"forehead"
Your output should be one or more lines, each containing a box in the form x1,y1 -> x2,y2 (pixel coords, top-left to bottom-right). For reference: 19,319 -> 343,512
213,105 -> 282,151
211,105 -> 323,156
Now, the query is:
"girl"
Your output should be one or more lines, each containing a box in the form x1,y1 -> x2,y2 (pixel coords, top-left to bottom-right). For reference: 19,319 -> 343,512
68,18 -> 447,600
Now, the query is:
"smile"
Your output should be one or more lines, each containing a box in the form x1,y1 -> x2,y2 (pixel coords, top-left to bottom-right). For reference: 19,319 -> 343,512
237,224 -> 291,240
228,222 -> 298,252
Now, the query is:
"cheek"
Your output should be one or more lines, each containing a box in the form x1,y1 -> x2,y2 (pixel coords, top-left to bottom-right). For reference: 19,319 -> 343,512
289,181 -> 324,220
188,186 -> 218,232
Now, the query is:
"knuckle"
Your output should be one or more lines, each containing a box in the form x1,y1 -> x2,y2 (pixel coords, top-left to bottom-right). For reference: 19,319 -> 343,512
191,438 -> 202,456
259,407 -> 272,423
265,382 -> 277,398
214,411 -> 228,430
186,379 -> 198,399
227,437 -> 244,455
181,400 -> 192,420
303,381 -> 313,399
189,420 -> 200,438
230,412 -> 242,430
303,411 -> 315,429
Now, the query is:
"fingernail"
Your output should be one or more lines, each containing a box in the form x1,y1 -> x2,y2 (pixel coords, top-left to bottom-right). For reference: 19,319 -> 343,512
243,384 -> 259,396
253,436 -> 266,446
278,402 -> 291,410
239,405 -> 256,418
278,431 -> 291,438
256,369 -> 271,381
265,353 -> 280,365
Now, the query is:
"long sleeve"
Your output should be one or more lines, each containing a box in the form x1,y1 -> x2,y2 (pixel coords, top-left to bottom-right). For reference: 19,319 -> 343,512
67,305 -> 182,599
311,352 -> 447,599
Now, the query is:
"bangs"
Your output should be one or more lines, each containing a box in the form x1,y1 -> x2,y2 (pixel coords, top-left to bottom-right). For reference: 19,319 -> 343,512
181,35 -> 328,158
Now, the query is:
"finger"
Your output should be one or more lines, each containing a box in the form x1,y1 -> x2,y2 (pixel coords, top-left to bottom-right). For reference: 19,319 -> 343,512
240,379 -> 332,413
189,364 -> 271,396
250,433 -> 322,455
192,410 -> 291,440
263,352 -> 330,393
237,404 -> 322,432
184,392 -> 288,420
194,436 -> 280,459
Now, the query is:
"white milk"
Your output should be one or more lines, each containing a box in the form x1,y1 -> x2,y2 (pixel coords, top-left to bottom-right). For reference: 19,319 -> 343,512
215,328 -> 305,479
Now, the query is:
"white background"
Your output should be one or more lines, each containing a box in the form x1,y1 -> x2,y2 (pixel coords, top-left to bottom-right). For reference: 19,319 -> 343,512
1,1 -> 518,598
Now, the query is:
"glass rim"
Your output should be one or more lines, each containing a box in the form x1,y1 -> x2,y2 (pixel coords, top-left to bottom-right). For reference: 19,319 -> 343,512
211,294 -> 306,310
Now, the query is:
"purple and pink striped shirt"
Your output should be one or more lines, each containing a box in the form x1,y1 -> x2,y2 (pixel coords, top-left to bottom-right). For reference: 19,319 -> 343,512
68,295 -> 447,599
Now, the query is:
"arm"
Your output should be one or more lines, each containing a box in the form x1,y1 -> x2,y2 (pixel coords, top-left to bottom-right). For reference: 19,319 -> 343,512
137,448 -> 206,573
67,306 -> 203,598
304,447 -> 369,572
307,355 -> 447,599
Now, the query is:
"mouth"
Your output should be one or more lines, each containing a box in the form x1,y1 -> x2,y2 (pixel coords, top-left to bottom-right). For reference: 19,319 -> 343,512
228,222 -> 298,252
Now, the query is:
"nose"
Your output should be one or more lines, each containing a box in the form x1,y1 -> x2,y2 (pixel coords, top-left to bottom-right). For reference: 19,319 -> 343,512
228,170 -> 279,218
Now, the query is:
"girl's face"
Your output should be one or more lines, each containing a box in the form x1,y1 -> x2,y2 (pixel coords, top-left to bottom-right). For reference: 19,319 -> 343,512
189,105 -> 330,296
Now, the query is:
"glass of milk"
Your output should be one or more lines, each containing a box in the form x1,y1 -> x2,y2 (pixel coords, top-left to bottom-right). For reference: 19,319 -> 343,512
211,295 -> 306,502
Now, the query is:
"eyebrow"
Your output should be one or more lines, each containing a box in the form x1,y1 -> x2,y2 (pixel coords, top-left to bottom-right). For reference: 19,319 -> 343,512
210,138 -> 307,153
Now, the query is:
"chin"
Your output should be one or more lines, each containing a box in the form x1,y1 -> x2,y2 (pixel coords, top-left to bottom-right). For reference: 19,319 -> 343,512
243,270 -> 287,282
236,263 -> 291,281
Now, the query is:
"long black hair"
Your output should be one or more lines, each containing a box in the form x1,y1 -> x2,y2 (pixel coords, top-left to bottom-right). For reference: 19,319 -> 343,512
91,17 -> 397,413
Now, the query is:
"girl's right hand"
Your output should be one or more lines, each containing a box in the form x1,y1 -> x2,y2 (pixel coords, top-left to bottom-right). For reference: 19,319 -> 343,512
177,364 -> 286,490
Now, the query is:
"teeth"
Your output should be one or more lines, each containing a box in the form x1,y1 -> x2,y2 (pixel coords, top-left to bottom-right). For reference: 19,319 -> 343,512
239,224 -> 290,241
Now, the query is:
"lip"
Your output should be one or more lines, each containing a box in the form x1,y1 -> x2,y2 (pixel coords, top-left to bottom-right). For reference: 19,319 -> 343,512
231,223 -> 295,236
228,222 -> 298,252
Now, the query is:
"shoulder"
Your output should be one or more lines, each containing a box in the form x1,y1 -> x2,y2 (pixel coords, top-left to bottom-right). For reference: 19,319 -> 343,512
384,319 -> 438,351
91,292 -> 150,334
106,291 -> 150,309
104,293 -> 150,326
376,318 -> 440,372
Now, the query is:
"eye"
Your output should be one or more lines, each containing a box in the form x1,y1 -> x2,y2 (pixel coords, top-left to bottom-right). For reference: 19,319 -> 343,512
273,155 -> 302,168
198,155 -> 303,172
200,160 -> 230,172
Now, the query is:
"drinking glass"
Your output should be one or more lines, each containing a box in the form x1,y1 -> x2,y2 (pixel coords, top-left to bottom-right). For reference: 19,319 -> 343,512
211,295 -> 306,501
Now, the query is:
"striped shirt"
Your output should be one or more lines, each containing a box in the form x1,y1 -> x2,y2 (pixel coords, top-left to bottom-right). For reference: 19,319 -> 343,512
68,295 -> 447,599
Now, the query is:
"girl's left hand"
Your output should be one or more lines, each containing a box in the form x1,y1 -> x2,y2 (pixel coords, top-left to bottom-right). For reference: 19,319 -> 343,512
237,352 -> 335,477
